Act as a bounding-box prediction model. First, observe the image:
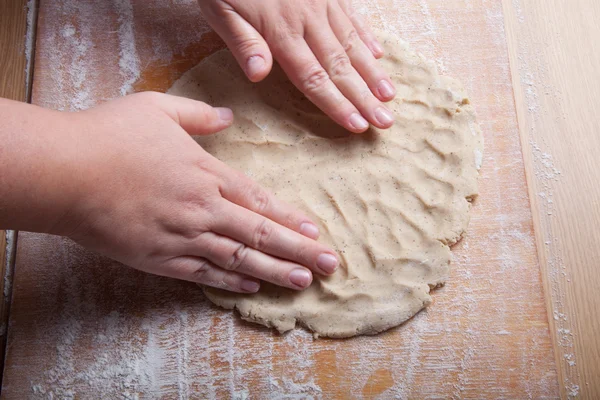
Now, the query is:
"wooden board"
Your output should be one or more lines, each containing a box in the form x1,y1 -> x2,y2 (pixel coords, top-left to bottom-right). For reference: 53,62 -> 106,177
503,1 -> 600,398
1,0 -> 559,398
0,0 -> 35,385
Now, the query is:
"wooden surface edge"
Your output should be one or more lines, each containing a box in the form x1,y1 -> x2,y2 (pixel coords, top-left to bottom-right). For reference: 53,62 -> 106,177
502,2 -> 564,397
0,231 -> 17,341
0,235 -> 5,298
0,230 -> 7,390
0,0 -> 37,390
503,1 -> 600,398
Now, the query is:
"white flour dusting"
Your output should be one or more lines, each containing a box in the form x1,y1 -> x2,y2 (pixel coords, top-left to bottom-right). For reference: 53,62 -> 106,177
417,0 -> 438,41
24,0 -> 37,94
509,0 -> 579,396
113,0 -> 140,96
5,0 -> 558,398
3,231 -> 16,300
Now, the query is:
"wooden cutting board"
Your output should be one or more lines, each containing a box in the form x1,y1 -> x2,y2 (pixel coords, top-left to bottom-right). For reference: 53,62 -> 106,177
1,0 -> 559,398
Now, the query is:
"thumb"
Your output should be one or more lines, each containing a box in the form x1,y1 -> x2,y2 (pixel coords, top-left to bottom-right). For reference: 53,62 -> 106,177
201,5 -> 273,82
156,93 -> 234,135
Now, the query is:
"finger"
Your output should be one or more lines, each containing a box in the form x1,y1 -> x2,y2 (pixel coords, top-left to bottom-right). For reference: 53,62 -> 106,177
217,163 -> 320,239
212,200 -> 339,276
269,36 -> 370,133
164,256 -> 261,293
142,92 -> 234,134
338,0 -> 384,58
192,232 -> 313,290
304,23 -> 395,129
202,3 -> 273,82
328,3 -> 396,102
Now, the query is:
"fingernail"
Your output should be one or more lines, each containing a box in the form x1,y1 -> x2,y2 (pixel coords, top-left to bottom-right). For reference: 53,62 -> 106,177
377,80 -> 396,99
316,253 -> 338,274
289,269 -> 312,288
241,279 -> 260,293
348,113 -> 369,131
300,222 -> 320,239
215,107 -> 233,123
374,107 -> 395,127
372,41 -> 384,56
246,56 -> 266,79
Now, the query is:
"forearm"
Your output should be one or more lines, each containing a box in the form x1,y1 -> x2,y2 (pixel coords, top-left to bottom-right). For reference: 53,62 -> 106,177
0,98 -> 83,234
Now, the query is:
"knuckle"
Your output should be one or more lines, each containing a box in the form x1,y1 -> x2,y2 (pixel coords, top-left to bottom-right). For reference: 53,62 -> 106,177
194,230 -> 219,256
250,186 -> 271,214
294,245 -> 310,265
268,265 -> 286,285
226,244 -> 249,271
265,19 -> 299,44
341,29 -> 360,53
252,220 -> 273,250
360,88 -> 373,101
233,36 -> 263,55
300,65 -> 330,94
282,212 -> 297,229
190,259 -> 211,283
329,53 -> 352,78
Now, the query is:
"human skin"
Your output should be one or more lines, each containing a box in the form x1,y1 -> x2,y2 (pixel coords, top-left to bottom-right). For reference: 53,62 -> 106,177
0,94 -> 339,293
0,0 -> 391,293
198,0 -> 397,133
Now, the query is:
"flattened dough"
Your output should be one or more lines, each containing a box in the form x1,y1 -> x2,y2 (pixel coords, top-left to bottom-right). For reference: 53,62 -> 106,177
168,34 -> 483,338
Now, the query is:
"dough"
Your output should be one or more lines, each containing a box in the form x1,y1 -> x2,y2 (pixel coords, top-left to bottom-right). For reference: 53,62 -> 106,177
168,34 -> 483,338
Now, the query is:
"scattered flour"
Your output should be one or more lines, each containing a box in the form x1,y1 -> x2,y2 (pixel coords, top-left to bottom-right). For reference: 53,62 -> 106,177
3,231 -> 16,300
417,0 -> 438,41
509,0 -> 579,397
24,0 -> 38,96
113,0 -> 140,96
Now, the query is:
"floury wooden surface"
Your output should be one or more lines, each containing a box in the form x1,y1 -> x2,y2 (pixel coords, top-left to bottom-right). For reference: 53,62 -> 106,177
503,1 -> 600,397
1,0 -> 559,398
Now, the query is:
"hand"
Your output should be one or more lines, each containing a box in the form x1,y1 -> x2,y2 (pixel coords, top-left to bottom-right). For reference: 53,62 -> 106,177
198,0 -> 396,133
56,92 -> 339,293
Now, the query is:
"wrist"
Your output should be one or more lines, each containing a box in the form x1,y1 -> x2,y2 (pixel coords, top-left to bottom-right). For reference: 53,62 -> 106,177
0,99 -> 91,236
42,111 -> 98,238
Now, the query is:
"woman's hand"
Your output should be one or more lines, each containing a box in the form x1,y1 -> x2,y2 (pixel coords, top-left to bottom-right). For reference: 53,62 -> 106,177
198,0 -> 396,133
51,93 -> 339,293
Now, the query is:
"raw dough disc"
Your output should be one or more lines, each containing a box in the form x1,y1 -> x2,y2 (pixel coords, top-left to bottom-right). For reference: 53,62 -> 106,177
168,34 -> 483,338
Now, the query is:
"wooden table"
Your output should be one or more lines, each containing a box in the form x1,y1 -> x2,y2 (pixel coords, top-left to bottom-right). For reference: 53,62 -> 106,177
1,1 -> 598,398
0,0 -> 33,385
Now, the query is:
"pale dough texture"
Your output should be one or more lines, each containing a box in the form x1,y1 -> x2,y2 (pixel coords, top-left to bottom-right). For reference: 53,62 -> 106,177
168,34 -> 483,338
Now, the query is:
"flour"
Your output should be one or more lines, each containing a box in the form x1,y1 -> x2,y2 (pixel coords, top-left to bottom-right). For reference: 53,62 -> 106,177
484,7 -> 506,47
509,1 -> 581,396
114,0 -> 140,96
417,0 -> 438,41
474,149 -> 483,170
24,0 -> 37,95
512,0 -> 526,24
509,3 -> 579,396
3,230 -> 16,299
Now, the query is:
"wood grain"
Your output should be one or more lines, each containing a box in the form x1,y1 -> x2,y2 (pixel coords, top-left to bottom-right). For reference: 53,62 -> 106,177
504,1 -> 600,398
0,1 -> 30,101
0,0 -> 34,387
1,0 -> 559,397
